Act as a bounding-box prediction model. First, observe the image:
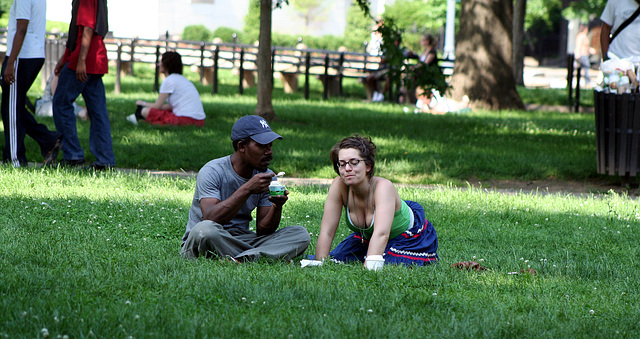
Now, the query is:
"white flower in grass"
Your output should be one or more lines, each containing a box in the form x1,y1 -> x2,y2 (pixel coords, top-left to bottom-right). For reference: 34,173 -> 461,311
241,297 -> 247,302
433,293 -> 437,296
41,328 -> 49,337
21,311 -> 27,317
367,309 -> 373,313
125,300 -> 131,305
589,309 -> 595,315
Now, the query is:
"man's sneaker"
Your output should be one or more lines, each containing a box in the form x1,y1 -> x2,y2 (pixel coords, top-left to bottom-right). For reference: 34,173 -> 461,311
126,114 -> 138,125
43,137 -> 63,166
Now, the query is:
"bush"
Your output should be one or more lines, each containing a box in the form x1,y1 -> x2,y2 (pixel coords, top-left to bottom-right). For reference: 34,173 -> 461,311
303,35 -> 346,51
271,33 -> 301,48
213,26 -> 242,43
182,24 -> 212,42
46,20 -> 70,34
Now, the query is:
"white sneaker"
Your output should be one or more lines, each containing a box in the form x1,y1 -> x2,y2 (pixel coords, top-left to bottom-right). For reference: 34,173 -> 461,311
126,114 -> 138,125
372,91 -> 382,102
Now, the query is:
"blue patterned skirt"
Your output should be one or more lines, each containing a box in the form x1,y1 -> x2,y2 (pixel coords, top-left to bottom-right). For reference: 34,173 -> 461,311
327,200 -> 438,266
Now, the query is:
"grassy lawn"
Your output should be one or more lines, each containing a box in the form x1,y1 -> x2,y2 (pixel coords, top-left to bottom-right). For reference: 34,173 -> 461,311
1,168 -> 638,337
3,64 -> 637,337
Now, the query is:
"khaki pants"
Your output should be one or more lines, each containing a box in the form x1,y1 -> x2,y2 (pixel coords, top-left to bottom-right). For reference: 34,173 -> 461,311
181,220 -> 310,262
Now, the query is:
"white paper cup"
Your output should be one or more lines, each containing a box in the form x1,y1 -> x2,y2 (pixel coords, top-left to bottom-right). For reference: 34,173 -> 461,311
365,255 -> 385,271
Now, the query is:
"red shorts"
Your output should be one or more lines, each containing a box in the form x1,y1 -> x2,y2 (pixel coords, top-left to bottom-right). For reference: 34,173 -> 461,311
146,108 -> 205,127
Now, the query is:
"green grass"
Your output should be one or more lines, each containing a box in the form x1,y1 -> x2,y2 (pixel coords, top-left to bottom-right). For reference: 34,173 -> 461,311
1,168 -> 639,337
15,64 -> 603,186
3,63 -> 636,337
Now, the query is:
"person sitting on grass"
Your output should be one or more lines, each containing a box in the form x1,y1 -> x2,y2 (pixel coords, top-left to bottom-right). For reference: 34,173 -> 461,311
180,115 -> 311,262
127,51 -> 205,127
307,135 -> 438,270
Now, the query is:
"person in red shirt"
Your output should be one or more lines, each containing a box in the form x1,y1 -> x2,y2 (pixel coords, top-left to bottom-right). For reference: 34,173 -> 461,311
52,0 -> 114,170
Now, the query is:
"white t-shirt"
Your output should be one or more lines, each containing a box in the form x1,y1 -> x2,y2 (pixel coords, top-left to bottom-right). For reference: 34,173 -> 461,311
160,73 -> 206,120
7,0 -> 46,59
601,0 -> 640,59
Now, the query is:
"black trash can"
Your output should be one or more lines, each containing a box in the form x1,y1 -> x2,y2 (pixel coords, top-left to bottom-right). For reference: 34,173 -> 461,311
594,91 -> 640,176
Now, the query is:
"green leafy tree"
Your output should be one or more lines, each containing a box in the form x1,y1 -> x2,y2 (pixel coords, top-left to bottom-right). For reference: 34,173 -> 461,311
382,0 -> 448,33
243,0 -> 261,43
0,0 -> 11,18
182,24 -> 213,42
343,2 -> 373,52
562,0 -> 606,21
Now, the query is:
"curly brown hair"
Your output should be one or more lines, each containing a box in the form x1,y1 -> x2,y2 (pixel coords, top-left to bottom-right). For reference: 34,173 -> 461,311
330,135 -> 376,178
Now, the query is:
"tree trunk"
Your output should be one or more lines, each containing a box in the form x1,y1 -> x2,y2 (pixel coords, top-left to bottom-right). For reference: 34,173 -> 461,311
450,0 -> 524,110
254,0 -> 276,121
512,0 -> 526,86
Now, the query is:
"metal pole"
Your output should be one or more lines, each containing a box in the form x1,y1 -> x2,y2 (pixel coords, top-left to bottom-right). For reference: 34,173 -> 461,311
200,42 -> 205,83
130,38 -> 136,76
567,53 -> 574,107
305,51 -> 310,100
154,45 -> 160,93
323,54 -> 330,100
271,47 -> 276,87
575,66 -> 581,113
239,48 -> 245,95
213,47 -> 219,94
115,42 -> 122,94
338,52 -> 345,97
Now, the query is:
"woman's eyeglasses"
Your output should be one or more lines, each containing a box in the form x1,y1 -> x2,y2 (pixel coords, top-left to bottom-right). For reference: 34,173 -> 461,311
337,159 -> 364,168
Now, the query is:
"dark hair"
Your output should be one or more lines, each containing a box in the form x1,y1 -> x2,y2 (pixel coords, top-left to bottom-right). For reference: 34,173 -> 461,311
422,33 -> 436,45
162,51 -> 183,75
232,137 -> 252,151
330,135 -> 376,178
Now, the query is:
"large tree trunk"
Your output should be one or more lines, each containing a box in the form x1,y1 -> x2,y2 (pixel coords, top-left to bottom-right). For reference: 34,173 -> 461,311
254,0 -> 276,121
512,0 -> 526,86
450,0 -> 524,110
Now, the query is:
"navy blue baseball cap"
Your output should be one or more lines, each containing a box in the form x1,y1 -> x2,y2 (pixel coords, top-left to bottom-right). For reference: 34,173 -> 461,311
231,115 -> 283,144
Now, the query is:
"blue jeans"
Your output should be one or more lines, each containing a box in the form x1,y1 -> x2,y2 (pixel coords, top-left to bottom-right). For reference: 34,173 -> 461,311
53,64 -> 115,166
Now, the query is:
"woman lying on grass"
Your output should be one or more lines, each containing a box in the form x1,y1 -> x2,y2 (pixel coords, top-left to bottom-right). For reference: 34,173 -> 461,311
309,135 -> 438,270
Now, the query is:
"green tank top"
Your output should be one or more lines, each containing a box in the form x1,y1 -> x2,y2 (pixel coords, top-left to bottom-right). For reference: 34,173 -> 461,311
344,186 -> 412,239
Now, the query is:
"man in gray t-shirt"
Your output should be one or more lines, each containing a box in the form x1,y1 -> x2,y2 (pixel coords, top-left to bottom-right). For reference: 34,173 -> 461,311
181,115 -> 310,262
